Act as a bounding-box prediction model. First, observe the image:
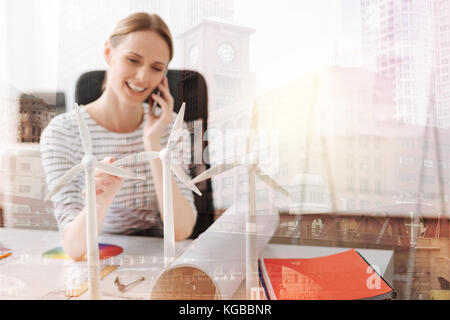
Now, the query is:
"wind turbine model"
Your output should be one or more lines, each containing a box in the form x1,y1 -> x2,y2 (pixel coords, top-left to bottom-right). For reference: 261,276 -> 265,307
190,101 -> 289,299
45,103 -> 146,300
114,102 -> 202,262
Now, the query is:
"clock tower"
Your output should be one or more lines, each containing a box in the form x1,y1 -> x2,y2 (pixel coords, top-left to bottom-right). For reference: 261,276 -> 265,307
177,17 -> 256,212
177,17 -> 256,127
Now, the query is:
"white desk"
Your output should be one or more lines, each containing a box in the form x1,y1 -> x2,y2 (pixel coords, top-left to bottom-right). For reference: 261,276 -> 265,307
0,228 -> 192,300
0,228 -> 394,300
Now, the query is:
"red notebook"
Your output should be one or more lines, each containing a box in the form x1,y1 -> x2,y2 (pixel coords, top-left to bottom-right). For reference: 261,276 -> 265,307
259,249 -> 395,300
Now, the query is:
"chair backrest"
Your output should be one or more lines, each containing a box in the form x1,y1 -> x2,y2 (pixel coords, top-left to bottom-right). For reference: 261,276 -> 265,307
75,69 -> 214,239
438,276 -> 450,290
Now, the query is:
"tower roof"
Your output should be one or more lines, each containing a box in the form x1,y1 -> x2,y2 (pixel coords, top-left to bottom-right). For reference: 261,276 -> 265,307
176,16 -> 255,38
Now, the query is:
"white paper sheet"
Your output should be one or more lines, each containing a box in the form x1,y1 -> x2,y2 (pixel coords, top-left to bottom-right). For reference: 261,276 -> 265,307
150,206 -> 279,299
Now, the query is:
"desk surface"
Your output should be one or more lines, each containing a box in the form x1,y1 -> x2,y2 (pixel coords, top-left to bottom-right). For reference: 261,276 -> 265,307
0,228 -> 394,300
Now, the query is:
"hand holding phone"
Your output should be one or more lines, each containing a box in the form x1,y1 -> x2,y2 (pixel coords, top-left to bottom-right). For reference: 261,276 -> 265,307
143,71 -> 175,150
151,69 -> 168,117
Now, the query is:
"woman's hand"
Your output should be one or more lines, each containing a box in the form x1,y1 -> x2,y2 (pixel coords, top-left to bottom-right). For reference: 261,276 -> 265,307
143,76 -> 174,151
82,157 -> 124,207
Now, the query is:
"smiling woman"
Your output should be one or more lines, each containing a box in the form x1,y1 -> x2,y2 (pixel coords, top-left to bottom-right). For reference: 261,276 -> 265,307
101,13 -> 173,95
40,12 -> 198,261
102,30 -> 170,116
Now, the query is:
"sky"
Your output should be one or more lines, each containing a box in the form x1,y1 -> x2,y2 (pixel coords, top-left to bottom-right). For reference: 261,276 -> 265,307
0,0 -> 61,92
0,0 -> 363,97
233,0 -> 362,95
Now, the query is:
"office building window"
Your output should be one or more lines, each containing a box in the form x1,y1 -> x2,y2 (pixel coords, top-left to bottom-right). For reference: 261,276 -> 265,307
423,159 -> 434,168
222,195 -> 233,208
238,193 -> 249,205
239,174 -> 248,185
347,156 -> 354,169
347,177 -> 354,192
360,157 -> 370,171
360,178 -> 370,193
19,185 -> 31,193
256,209 -> 268,215
347,199 -> 356,210
222,176 -> 233,189
309,191 -> 324,204
279,164 -> 289,177
20,163 -> 31,171
256,189 -> 268,202
360,200 -> 371,210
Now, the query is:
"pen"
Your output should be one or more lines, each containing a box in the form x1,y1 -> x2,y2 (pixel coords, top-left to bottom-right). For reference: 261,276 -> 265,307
0,252 -> 12,260
66,265 -> 118,298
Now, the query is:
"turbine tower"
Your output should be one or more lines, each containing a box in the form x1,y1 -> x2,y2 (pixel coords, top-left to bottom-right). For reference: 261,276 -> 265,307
115,102 -> 202,262
190,101 -> 289,299
46,103 -> 146,299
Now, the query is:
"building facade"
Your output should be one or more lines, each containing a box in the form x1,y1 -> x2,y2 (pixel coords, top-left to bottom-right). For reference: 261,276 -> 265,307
177,17 -> 260,213
361,0 -> 450,128
18,92 -> 65,143
56,0 -> 235,109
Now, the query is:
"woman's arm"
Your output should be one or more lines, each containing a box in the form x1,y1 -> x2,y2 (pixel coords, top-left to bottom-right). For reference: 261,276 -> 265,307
61,203 -> 108,261
61,157 -> 124,261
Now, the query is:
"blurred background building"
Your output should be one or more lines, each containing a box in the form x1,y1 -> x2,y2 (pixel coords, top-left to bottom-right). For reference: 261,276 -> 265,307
361,0 -> 450,128
0,0 -> 448,300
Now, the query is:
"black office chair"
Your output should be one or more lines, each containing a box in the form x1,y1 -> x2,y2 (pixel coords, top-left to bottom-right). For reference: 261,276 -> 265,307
75,69 -> 214,239
438,276 -> 449,290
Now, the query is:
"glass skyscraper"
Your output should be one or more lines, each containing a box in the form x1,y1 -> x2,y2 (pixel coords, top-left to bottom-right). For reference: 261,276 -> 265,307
361,0 -> 450,128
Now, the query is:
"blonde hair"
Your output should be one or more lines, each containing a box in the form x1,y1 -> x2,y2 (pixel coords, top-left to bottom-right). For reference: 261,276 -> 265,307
109,12 -> 173,59
102,12 -> 173,91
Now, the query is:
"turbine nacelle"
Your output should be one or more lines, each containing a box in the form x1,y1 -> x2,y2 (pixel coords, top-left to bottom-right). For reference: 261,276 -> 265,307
83,154 -> 98,171
159,148 -> 171,163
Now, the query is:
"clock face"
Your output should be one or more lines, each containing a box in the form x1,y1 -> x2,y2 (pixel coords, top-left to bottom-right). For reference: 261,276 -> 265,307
189,45 -> 199,67
217,42 -> 235,64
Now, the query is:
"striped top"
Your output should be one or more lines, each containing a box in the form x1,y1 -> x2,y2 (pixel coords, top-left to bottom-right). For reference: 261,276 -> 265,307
40,103 -> 196,235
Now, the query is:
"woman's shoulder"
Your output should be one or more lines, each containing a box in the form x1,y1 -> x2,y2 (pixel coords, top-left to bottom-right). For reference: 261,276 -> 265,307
41,108 -> 79,142
48,107 -> 78,126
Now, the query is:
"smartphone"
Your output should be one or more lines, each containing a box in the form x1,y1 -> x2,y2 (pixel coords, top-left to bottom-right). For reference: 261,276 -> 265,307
151,69 -> 168,117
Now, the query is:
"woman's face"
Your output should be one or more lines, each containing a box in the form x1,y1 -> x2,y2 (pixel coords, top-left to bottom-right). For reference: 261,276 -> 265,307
104,30 -> 170,106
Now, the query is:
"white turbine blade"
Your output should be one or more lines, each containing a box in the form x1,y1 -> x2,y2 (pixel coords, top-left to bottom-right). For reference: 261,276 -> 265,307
249,100 -> 258,131
190,163 -> 238,184
254,167 -> 289,196
137,151 -> 160,161
246,100 -> 258,154
85,167 -> 101,299
113,151 -> 160,166
167,102 -> 186,149
45,163 -> 84,201
96,162 -> 146,180
171,163 -> 202,196
74,103 -> 92,155
162,161 -> 175,260
112,154 -> 138,166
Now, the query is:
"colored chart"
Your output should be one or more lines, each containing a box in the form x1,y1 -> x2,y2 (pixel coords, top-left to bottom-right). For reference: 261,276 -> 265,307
42,243 -> 123,261
0,247 -> 12,261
